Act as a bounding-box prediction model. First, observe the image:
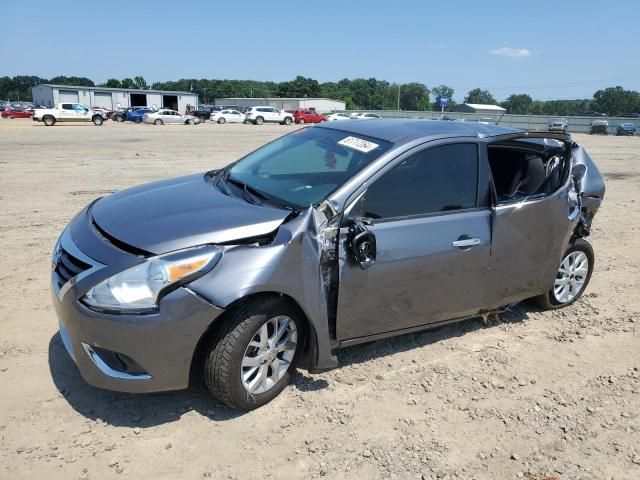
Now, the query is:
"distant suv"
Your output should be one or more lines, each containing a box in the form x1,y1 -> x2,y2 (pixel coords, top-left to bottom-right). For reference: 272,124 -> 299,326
244,107 -> 293,125
590,120 -> 609,135
548,118 -> 568,132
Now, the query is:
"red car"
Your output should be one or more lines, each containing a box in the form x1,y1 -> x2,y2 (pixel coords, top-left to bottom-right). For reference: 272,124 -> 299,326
2,108 -> 34,119
292,109 -> 327,124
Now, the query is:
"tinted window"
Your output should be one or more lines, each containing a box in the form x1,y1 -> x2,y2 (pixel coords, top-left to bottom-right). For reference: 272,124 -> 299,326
62,104 -> 73,110
363,143 -> 478,219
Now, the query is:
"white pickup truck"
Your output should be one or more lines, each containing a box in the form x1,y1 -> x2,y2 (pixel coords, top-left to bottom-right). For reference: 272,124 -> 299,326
33,103 -> 105,126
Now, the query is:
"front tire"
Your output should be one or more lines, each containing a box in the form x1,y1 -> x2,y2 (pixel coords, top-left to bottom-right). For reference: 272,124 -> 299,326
92,115 -> 104,126
204,296 -> 306,411
533,238 -> 594,310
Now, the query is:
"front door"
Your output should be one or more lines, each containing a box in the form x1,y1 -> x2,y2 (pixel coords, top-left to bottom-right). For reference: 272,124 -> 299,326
336,142 -> 492,341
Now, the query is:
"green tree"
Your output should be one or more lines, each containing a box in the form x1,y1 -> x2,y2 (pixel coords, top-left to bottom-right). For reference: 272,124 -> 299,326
501,94 -> 533,114
102,78 -> 122,88
399,82 -> 430,110
133,76 -> 149,89
464,88 -> 497,105
592,86 -> 640,115
277,76 -> 320,97
431,84 -> 455,110
49,76 -> 94,86
120,78 -> 135,89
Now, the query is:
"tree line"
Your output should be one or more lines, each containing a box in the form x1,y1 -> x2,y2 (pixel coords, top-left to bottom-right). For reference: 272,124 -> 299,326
1,74 -> 639,116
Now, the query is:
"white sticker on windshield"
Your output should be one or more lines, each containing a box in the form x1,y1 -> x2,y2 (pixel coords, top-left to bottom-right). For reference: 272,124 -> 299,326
338,136 -> 379,153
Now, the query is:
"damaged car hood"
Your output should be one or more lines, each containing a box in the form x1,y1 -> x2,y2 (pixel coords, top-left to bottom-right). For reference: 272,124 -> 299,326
91,173 -> 291,254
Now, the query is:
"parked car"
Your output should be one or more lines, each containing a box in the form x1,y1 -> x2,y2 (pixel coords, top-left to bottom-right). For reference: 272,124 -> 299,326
620,113 -> 640,118
91,107 -> 110,121
210,109 -> 245,124
590,120 -> 609,135
113,107 -> 140,122
583,111 -> 607,117
616,123 -> 636,136
51,119 -> 604,411
127,107 -> 156,123
244,106 -> 293,125
548,118 -> 568,132
32,103 -> 104,126
192,108 -> 213,121
1,107 -> 34,119
143,109 -> 201,125
292,109 -> 327,124
326,112 -> 351,121
351,112 -> 381,120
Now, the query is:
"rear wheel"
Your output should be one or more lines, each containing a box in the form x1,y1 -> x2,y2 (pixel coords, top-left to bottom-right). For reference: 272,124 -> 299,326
255,116 -> 264,125
92,115 -> 103,126
43,116 -> 55,126
116,115 -> 124,123
9,115 -> 14,119
204,296 -> 306,411
533,239 -> 594,310
154,119 -> 163,125
188,118 -> 195,125
298,118 -> 305,124
218,117 -> 226,124
134,118 -> 142,124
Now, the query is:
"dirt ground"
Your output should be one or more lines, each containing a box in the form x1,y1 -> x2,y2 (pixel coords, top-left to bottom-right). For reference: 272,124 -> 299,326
0,119 -> 638,480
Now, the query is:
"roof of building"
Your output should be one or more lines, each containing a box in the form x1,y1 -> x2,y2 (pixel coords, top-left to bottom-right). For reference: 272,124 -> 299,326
216,97 -> 344,102
461,103 -> 507,112
35,84 -> 197,96
317,118 -> 520,143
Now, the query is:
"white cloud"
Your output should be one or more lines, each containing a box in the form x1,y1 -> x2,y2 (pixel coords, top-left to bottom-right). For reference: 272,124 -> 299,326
489,47 -> 531,58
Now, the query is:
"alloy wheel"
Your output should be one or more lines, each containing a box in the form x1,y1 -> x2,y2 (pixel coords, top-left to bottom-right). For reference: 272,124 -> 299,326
241,315 -> 298,395
553,251 -> 589,303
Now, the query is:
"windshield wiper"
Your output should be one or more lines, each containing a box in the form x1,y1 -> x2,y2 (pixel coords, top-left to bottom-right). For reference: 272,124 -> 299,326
225,176 -> 267,206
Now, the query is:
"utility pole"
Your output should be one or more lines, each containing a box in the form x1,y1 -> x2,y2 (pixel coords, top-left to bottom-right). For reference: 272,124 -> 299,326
397,84 -> 400,111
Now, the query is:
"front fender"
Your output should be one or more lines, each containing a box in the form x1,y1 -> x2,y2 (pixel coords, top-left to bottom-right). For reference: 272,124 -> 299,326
188,209 -> 338,371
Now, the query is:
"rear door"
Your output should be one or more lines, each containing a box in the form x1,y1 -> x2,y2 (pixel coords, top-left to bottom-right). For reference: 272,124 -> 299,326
60,103 -> 75,121
483,136 -> 576,308
336,141 -> 491,340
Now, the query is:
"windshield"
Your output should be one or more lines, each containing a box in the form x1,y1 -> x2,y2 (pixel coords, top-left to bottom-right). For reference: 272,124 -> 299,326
224,127 -> 392,209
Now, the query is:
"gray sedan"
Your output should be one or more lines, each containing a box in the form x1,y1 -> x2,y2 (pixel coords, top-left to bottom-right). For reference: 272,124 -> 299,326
143,109 -> 200,125
51,120 -> 605,410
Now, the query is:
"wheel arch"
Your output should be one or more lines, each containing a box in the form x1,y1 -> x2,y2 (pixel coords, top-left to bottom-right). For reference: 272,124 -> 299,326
189,290 -> 318,386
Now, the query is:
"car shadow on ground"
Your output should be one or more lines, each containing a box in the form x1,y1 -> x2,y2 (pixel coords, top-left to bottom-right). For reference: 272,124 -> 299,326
49,304 -> 533,425
334,302 -> 534,369
48,333 -> 242,427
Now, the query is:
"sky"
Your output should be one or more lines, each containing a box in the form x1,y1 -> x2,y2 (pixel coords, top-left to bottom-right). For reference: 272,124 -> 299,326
2,0 -> 639,101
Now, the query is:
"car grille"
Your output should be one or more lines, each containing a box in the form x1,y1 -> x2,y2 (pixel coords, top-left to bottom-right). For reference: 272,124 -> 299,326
54,247 -> 92,290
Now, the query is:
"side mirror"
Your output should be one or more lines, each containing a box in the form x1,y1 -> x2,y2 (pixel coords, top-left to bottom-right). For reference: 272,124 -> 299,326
572,163 -> 587,183
348,219 -> 376,270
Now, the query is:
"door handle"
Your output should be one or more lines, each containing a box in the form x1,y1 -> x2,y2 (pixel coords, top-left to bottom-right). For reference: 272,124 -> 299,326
452,237 -> 481,248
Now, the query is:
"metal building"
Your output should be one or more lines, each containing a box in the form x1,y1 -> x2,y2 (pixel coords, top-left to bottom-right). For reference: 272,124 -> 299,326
453,103 -> 506,115
214,97 -> 345,113
32,84 -> 199,113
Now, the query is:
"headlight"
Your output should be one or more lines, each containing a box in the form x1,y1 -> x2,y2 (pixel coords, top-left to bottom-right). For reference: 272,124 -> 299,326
83,245 -> 221,312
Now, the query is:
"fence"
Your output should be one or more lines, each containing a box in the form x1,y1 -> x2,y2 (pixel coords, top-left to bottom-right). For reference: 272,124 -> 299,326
344,110 -> 638,135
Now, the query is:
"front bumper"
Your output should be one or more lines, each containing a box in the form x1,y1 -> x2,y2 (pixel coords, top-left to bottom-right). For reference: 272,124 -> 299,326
51,208 -> 225,393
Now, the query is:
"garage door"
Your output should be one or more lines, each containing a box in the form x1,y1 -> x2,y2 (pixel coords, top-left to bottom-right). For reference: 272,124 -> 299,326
93,92 -> 113,109
58,90 -> 79,103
